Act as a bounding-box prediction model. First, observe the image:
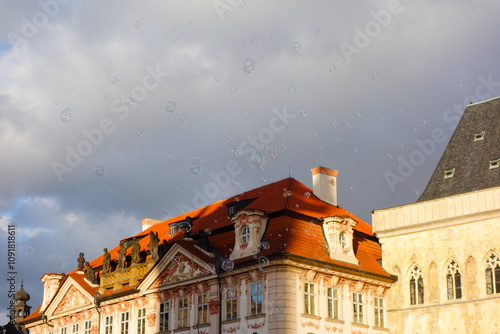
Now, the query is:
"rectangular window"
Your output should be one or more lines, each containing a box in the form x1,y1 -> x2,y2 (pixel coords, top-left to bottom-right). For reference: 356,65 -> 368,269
447,274 -> 454,300
327,287 -> 339,319
84,321 -> 91,334
410,278 -> 416,305
72,324 -> 79,334
374,297 -> 384,328
177,297 -> 188,328
353,292 -> 363,324
455,272 -> 462,299
250,282 -> 263,316
137,308 -> 146,334
226,288 -> 238,320
303,282 -> 315,315
61,327 -> 67,334
105,316 -> 113,334
159,302 -> 169,332
197,293 -> 208,324
120,312 -> 129,334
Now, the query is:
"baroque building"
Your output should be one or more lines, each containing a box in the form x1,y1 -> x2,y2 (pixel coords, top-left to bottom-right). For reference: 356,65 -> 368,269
21,167 -> 396,334
373,97 -> 500,333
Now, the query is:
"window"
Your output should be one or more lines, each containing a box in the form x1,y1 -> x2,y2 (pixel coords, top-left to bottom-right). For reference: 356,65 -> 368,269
327,287 -> 339,319
303,282 -> 315,315
339,232 -> 347,250
105,316 -> 113,334
241,225 -> 250,244
177,297 -> 188,328
444,168 -> 455,179
474,131 -> 485,141
84,321 -> 91,334
374,297 -> 384,328
353,292 -> 363,324
137,308 -> 146,334
159,301 -> 169,332
226,288 -> 238,320
169,223 -> 180,235
197,293 -> 209,324
490,158 -> 500,169
409,266 -> 424,305
485,253 -> 500,295
120,312 -> 129,334
61,327 -> 67,334
72,324 -> 79,334
446,260 -> 462,300
250,282 -> 263,316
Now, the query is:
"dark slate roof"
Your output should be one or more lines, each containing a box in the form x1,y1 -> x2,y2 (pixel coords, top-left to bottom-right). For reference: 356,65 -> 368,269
418,96 -> 500,202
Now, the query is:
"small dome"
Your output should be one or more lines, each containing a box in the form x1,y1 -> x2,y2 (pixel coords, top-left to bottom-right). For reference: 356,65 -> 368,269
14,281 -> 30,302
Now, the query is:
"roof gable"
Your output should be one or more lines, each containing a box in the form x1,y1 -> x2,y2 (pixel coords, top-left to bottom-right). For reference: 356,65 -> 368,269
44,276 -> 95,317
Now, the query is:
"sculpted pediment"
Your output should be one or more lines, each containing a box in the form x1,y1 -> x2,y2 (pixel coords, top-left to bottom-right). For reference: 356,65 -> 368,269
54,285 -> 92,314
153,253 -> 205,286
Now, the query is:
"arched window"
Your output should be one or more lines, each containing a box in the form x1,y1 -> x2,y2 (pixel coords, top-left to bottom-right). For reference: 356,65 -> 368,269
409,266 -> 424,305
446,260 -> 462,300
241,225 -> 250,244
485,253 -> 500,295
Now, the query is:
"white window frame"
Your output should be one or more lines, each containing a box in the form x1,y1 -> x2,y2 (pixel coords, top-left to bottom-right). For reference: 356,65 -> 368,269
177,296 -> 189,328
327,287 -> 339,319
72,323 -> 79,334
84,321 -> 91,334
159,301 -> 169,332
104,316 -> 113,334
137,308 -> 146,334
303,282 -> 316,315
353,292 -> 364,324
225,287 -> 238,320
61,327 -> 67,334
241,225 -> 250,244
250,282 -> 263,316
374,297 -> 384,328
120,312 -> 129,334
197,292 -> 209,324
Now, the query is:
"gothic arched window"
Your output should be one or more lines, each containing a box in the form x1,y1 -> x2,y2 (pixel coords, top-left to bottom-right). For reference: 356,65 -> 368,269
485,253 -> 500,295
409,265 -> 424,305
446,259 -> 462,300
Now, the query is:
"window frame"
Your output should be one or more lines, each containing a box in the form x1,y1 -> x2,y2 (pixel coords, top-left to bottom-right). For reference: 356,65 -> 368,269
177,296 -> 189,328
446,260 -> 462,300
352,292 -> 364,324
104,316 -> 113,334
409,265 -> 424,305
241,225 -> 250,244
159,301 -> 169,332
60,327 -> 67,334
225,287 -> 238,320
120,312 -> 129,334
83,321 -> 91,334
374,297 -> 385,328
72,323 -> 79,334
303,282 -> 316,316
197,292 -> 209,324
250,282 -> 263,316
137,308 -> 146,334
485,253 -> 500,295
327,287 -> 339,319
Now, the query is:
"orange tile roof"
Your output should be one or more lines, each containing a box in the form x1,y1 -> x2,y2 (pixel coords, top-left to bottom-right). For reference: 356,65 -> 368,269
26,177 -> 393,322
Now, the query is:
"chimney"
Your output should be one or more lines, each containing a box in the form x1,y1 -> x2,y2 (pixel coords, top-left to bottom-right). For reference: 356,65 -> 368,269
142,218 -> 162,231
311,166 -> 338,206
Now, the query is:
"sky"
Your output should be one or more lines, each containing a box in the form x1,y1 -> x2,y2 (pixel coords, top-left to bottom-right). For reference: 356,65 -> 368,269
1,0 -> 500,325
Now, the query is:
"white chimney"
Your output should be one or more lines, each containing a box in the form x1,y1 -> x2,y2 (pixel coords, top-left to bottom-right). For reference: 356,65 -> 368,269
142,218 -> 162,231
311,166 -> 338,206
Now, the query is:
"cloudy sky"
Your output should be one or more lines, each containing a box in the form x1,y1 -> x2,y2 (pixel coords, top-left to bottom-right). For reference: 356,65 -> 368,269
1,0 -> 500,324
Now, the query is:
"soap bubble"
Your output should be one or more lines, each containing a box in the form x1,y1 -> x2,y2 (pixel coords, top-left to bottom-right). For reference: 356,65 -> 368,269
371,70 -> 380,79
243,59 -> 256,73
137,130 -> 146,137
166,101 -> 177,112
189,162 -> 202,175
95,166 -> 105,176
258,256 -> 269,266
173,256 -> 181,265
111,77 -> 118,84
205,263 -> 216,274
251,153 -> 265,167
133,20 -> 143,29
287,83 -> 299,92
261,242 -> 270,250
205,228 -> 211,235
304,192 -> 311,198
291,42 -> 302,55
315,30 -> 321,37
162,207 -> 171,215
180,115 -> 188,123
124,96 -> 136,107
60,108 -> 72,123
329,65 -> 336,72
104,93 -> 110,99
270,307 -> 286,319
299,108 -> 308,117
222,259 -> 234,272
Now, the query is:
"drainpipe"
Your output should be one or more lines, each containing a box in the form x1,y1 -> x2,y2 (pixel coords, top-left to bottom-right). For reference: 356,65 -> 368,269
93,296 -> 101,334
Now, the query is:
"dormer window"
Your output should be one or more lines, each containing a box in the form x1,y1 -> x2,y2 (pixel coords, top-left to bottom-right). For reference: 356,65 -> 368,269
169,223 -> 180,235
241,225 -> 250,244
227,198 -> 257,217
444,168 -> 455,179
490,158 -> 500,169
473,131 -> 485,141
339,232 -> 348,251
322,216 -> 359,266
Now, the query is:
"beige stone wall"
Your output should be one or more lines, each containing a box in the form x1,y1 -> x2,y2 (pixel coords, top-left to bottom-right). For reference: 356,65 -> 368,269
373,186 -> 500,333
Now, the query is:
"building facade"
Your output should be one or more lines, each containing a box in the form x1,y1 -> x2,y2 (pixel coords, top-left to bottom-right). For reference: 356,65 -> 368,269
22,167 -> 396,334
373,97 -> 500,333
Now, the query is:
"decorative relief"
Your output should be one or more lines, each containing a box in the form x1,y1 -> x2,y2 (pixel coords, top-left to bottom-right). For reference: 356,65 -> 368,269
223,326 -> 240,333
134,296 -> 147,308
54,286 -> 92,314
326,324 -> 343,332
102,305 -> 115,316
247,320 -> 265,329
301,320 -> 319,330
194,281 -> 210,293
153,254 -> 204,287
208,300 -> 219,315
146,313 -> 156,327
247,269 -> 265,283
90,326 -> 98,334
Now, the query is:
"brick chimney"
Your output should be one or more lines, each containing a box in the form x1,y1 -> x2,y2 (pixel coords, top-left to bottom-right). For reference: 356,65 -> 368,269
311,166 -> 338,206
142,218 -> 162,231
